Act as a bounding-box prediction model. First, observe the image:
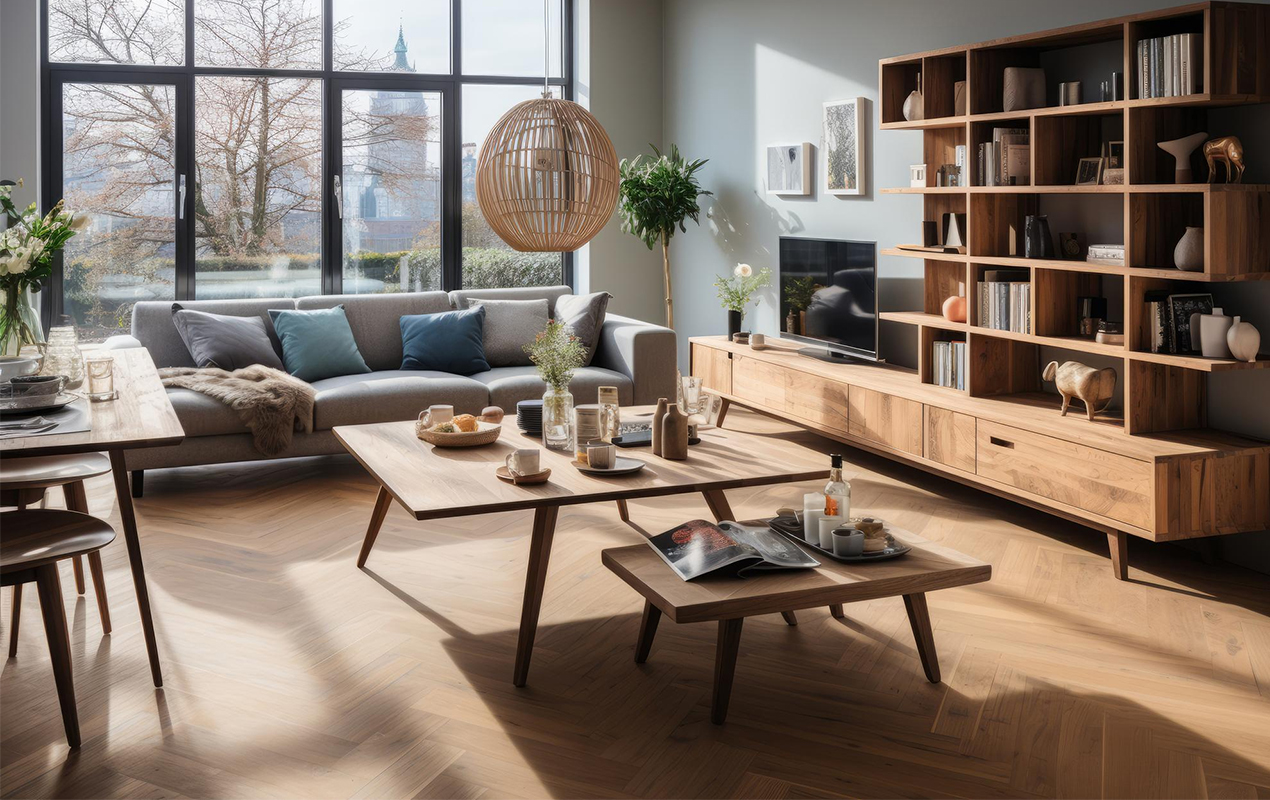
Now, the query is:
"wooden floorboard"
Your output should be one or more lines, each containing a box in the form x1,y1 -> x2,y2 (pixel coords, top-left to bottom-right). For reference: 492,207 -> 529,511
2,409 -> 1270,799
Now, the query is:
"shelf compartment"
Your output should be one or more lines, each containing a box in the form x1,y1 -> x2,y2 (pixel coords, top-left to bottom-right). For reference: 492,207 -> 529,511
923,260 -> 970,316
1125,275 -> 1269,371
970,262 -> 1031,333
881,58 -> 923,125
925,193 -> 968,249
922,52 -> 968,120
1127,11 -> 1206,101
1033,267 -> 1122,340
1127,106 -> 1209,184
918,325 -> 968,392
967,332 -> 1040,398
923,126 -> 967,188
1033,113 -> 1123,186
1126,360 -> 1206,434
1127,192 -> 1204,270
969,118 -> 1030,187
968,193 -> 1039,257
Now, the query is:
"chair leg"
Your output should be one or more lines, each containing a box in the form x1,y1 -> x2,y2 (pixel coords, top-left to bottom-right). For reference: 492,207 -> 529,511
131,470 -> 144,498
87,552 -> 112,635
616,499 -> 630,523
65,482 -> 90,596
72,556 -> 86,595
8,584 -> 21,657
830,604 -> 845,619
780,611 -> 798,626
34,565 -> 81,748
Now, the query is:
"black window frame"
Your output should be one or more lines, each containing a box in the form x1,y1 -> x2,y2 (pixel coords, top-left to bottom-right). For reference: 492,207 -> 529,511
39,0 -> 574,331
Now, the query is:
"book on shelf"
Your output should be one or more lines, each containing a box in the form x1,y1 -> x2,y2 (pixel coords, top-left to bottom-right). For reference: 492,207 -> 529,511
1138,33 -> 1201,99
977,268 -> 1030,333
1144,289 -> 1175,353
1086,243 -> 1125,266
645,519 -> 819,581
931,340 -> 966,390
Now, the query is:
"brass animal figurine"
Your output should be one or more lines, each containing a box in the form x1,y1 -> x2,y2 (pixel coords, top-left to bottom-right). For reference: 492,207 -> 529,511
1042,360 -> 1116,421
1204,136 -> 1244,183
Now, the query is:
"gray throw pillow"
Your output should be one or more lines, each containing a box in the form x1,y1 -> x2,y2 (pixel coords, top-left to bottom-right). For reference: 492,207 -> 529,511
467,298 -> 549,367
171,304 -> 285,371
553,292 -> 611,366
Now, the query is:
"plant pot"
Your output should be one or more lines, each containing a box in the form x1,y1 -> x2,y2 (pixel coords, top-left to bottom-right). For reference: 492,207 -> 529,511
1174,226 -> 1204,272
1024,215 -> 1054,259
727,310 -> 743,336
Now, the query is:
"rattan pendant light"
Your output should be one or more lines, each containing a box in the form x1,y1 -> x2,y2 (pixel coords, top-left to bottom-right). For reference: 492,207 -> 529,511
475,1 -> 618,252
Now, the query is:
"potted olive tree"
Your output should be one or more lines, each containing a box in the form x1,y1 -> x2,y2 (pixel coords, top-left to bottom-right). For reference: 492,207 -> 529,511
617,145 -> 711,329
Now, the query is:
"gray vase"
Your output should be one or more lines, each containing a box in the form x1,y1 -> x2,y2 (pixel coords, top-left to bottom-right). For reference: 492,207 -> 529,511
1174,226 -> 1204,272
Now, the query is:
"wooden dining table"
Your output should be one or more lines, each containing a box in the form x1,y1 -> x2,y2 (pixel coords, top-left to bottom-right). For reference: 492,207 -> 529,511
1,347 -> 184,686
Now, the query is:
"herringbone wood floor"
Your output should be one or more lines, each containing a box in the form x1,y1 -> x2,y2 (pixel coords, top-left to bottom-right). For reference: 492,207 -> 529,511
2,409 -> 1269,799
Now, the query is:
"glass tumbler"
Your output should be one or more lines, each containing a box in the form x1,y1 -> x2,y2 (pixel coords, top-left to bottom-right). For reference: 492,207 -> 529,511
85,354 -> 117,402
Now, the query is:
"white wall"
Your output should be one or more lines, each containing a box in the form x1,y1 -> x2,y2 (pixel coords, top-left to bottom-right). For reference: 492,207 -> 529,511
659,0 -> 1270,573
0,0 -> 41,211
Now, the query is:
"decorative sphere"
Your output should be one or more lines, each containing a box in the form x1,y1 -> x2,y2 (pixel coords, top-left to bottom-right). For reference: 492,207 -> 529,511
942,295 -> 967,323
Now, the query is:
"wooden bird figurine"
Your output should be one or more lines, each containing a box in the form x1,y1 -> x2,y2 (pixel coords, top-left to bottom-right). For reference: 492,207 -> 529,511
1042,360 -> 1116,421
1203,136 -> 1244,183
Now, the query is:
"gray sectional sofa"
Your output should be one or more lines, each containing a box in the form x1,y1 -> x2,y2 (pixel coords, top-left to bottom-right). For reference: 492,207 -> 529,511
118,285 -> 675,488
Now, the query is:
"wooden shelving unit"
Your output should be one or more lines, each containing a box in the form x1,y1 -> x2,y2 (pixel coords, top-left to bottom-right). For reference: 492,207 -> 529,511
878,1 -> 1270,435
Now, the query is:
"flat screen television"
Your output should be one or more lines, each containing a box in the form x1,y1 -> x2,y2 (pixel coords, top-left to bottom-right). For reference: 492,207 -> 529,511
779,236 -> 878,362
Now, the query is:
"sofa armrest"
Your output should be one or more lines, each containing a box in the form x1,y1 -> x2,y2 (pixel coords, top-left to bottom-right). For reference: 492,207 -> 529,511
592,314 -> 677,405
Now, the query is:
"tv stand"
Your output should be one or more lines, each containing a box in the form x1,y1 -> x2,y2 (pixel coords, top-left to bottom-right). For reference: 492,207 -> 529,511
690,335 -> 1269,581
796,346 -> 881,365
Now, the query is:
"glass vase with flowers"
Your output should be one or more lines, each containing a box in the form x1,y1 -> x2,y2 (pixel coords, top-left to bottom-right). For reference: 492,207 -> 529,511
524,320 -> 587,452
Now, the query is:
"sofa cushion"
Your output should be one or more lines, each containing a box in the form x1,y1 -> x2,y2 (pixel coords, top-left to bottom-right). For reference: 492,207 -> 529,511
467,298 -> 548,367
310,370 -> 490,431
132,298 -> 293,369
553,291 -> 611,366
400,306 -> 489,375
470,366 -> 633,411
448,285 -> 572,315
171,304 -> 286,371
269,306 -> 371,382
165,387 -> 253,437
295,291 -> 452,371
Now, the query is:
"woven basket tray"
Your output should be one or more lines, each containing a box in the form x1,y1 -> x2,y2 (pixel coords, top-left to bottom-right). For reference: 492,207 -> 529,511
415,419 -> 503,447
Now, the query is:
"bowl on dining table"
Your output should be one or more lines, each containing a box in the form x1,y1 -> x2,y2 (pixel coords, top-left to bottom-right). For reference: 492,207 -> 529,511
3,374 -> 66,398
0,355 -> 42,383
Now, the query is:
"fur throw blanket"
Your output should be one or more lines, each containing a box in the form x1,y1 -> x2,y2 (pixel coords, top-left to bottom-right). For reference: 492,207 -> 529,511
159,365 -> 315,456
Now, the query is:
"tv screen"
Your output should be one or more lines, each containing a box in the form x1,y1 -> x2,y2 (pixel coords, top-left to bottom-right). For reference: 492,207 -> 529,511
779,237 -> 877,360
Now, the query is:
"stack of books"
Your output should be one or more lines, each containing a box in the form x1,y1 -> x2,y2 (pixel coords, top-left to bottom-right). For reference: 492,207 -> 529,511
932,340 -> 966,390
977,268 -> 1030,333
1137,34 -> 1202,98
978,127 -> 1030,187
1086,243 -> 1125,266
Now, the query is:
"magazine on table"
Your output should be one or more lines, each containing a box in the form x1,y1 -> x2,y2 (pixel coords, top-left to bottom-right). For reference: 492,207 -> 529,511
645,519 -> 820,581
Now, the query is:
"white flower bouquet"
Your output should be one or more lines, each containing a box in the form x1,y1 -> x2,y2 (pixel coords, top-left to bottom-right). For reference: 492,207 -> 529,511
1,179 -> 85,351
714,263 -> 772,314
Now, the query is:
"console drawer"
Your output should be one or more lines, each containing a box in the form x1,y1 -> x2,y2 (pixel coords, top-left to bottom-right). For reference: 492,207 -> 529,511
848,386 -> 923,456
785,369 -> 849,432
732,356 -> 787,410
976,420 -> 1153,529
692,343 -> 731,396
924,406 -> 975,473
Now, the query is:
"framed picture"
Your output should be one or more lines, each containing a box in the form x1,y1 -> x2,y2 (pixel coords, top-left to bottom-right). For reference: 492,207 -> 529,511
1075,157 -> 1103,186
1168,292 -> 1214,354
910,164 -> 926,188
1106,140 -> 1124,169
1059,232 -> 1083,260
823,98 -> 865,195
766,143 -> 812,195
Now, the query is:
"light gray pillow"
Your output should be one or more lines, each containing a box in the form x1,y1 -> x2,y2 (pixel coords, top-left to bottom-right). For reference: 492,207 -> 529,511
553,292 -> 611,366
171,304 -> 285,371
467,298 -> 549,367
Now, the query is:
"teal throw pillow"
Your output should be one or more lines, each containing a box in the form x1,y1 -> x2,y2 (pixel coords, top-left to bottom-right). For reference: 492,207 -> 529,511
267,306 -> 370,382
400,306 -> 489,375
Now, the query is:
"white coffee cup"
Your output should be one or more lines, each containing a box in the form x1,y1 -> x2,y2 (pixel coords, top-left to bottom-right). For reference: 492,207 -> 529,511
586,440 -> 616,469
506,448 -> 541,476
832,529 -> 865,557
421,404 -> 454,427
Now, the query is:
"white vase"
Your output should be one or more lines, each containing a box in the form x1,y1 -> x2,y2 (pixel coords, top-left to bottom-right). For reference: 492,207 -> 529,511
1227,316 -> 1261,363
1196,307 -> 1233,358
903,73 -> 923,121
1174,226 -> 1203,271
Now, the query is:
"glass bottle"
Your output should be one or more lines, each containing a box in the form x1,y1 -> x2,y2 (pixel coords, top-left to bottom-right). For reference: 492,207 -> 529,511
823,453 -> 851,519
39,315 -> 85,390
598,386 -> 620,442
542,385 -> 574,452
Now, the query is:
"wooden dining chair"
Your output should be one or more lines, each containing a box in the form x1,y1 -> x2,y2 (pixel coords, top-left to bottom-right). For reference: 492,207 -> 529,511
2,453 -> 113,657
1,509 -> 117,748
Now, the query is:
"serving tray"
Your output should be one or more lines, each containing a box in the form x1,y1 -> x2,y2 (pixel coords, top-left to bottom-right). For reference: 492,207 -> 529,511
766,515 -> 911,563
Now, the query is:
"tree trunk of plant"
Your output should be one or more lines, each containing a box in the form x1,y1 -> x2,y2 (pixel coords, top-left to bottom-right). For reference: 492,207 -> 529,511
661,233 -> 673,329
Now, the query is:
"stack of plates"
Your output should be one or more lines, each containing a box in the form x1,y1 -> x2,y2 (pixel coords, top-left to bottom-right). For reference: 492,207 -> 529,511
517,399 -> 543,435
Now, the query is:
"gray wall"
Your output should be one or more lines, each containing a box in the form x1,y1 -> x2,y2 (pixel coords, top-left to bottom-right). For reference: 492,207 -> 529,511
0,0 -> 40,211
660,0 -> 1270,573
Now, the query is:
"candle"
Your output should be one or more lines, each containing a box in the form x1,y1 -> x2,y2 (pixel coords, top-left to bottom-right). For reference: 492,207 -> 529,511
803,510 -> 824,545
819,515 -> 842,549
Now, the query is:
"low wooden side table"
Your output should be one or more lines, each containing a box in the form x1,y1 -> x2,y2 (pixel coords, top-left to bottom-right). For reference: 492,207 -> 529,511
601,528 -> 991,724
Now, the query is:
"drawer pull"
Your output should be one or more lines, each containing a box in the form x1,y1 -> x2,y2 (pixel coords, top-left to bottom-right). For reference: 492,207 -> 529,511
989,436 -> 1014,449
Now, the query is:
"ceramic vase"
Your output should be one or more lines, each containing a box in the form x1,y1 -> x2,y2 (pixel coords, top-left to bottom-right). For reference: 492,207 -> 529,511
903,72 -> 923,121
1174,227 -> 1204,272
1003,67 -> 1045,111
651,398 -> 669,457
727,310 -> 743,337
1196,307 -> 1234,358
660,405 -> 690,460
1157,131 -> 1208,183
1227,316 -> 1261,363
1024,215 -> 1054,259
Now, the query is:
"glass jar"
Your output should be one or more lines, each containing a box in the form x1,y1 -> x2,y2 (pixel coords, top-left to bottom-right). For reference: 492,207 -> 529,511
598,386 -> 620,442
574,404 -> 601,462
39,320 -> 85,390
542,385 -> 574,452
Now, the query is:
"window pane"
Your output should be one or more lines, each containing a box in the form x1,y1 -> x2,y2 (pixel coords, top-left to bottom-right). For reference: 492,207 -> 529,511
48,0 -> 184,66
194,77 -> 322,299
461,85 -> 563,288
61,83 -> 177,342
462,0 -> 563,78
333,1 -> 449,73
194,0 -> 321,69
341,89 -> 442,294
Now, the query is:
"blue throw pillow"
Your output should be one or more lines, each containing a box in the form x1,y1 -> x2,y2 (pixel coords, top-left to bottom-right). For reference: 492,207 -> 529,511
400,306 -> 489,375
267,306 -> 370,382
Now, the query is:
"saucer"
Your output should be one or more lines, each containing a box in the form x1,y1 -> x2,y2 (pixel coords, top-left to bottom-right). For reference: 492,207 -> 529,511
495,465 -> 551,485
572,456 -> 646,476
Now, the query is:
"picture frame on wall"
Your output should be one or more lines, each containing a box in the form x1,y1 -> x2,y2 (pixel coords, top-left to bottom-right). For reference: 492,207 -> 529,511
766,143 -> 812,195
823,98 -> 865,195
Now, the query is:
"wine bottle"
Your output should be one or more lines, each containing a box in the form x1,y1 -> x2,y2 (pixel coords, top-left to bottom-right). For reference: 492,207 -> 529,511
824,454 -> 851,519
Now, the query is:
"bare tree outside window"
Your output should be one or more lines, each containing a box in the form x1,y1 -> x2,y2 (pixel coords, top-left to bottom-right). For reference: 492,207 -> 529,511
49,0 -> 185,65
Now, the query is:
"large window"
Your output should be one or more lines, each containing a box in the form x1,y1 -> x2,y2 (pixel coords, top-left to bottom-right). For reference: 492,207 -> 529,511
43,0 -> 570,340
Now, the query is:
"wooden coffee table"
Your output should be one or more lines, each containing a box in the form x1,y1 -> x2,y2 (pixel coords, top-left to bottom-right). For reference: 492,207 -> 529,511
334,410 -> 828,687
602,529 -> 991,723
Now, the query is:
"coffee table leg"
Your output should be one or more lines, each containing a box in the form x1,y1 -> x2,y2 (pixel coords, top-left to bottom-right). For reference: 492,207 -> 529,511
634,600 -> 661,663
830,604 -> 845,619
712,618 -> 744,724
109,451 -> 162,687
513,504 -> 560,687
714,397 -> 731,429
356,486 -> 394,568
616,499 -> 630,523
903,592 -> 940,683
780,611 -> 798,626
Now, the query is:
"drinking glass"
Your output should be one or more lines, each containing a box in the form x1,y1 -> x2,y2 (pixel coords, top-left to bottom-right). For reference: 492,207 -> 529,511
85,354 -> 117,402
678,375 -> 708,425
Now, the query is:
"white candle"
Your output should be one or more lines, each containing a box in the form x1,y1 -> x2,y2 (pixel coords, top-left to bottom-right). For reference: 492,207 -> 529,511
803,510 -> 824,544
819,515 -> 842,550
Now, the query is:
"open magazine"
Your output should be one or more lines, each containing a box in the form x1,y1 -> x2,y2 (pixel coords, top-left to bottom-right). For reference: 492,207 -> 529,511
645,519 -> 820,581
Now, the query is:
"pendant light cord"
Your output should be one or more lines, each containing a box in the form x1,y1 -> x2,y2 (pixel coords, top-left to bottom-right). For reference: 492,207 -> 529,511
543,0 -> 550,98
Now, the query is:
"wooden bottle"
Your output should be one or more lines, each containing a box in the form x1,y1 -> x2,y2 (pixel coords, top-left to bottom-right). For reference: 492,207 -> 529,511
651,398 -> 669,456
661,404 -> 690,460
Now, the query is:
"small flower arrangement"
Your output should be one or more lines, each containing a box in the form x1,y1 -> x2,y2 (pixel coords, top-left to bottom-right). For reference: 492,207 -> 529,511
1,179 -> 86,351
524,320 -> 586,392
714,263 -> 772,314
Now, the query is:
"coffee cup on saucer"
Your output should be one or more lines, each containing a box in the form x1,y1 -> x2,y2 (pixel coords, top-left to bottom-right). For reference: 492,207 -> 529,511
506,448 -> 541,476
